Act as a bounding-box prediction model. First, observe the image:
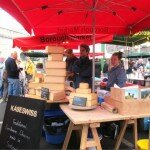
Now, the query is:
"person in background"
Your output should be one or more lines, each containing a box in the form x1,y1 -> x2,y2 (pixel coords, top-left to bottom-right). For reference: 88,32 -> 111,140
16,59 -> 26,96
72,44 -> 92,89
145,58 -> 150,72
95,60 -> 101,78
25,57 -> 35,81
5,51 -> 21,96
102,59 -> 108,77
0,58 -> 5,99
106,51 -> 127,91
64,49 -> 77,86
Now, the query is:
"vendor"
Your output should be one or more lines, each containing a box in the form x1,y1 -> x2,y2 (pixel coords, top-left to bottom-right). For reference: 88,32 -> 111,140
64,49 -> 77,85
72,44 -> 92,89
106,51 -> 127,91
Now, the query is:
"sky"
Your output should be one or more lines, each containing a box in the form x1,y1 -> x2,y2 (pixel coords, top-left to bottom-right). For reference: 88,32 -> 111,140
0,8 -> 28,34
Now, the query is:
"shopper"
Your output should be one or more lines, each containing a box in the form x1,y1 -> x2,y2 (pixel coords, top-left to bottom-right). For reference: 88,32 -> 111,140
106,51 -> 127,91
25,57 -> 35,81
0,58 -> 5,99
5,51 -> 21,96
145,58 -> 150,72
72,44 -> 92,89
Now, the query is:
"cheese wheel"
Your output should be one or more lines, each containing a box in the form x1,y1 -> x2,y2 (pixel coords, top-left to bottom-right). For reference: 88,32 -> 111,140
79,83 -> 89,89
76,88 -> 91,94
48,54 -> 63,61
46,46 -> 64,54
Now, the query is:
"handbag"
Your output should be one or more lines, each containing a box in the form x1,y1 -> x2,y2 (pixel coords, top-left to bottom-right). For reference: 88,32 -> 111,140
41,87 -> 49,100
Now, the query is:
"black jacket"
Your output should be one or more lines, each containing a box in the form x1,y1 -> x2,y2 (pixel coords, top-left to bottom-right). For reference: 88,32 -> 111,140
5,57 -> 20,79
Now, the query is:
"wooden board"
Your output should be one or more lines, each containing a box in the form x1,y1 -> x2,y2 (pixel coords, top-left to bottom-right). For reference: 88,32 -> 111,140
69,104 -> 97,110
60,104 -> 129,125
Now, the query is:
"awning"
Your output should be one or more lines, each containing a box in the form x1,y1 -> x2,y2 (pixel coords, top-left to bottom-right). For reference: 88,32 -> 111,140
13,34 -> 113,50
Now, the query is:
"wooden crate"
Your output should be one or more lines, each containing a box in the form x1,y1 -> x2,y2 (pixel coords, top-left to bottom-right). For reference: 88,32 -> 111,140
105,96 -> 150,116
110,87 -> 140,102
106,87 -> 150,116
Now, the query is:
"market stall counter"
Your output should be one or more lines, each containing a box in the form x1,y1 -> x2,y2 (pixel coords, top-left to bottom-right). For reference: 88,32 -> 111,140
60,104 -> 130,150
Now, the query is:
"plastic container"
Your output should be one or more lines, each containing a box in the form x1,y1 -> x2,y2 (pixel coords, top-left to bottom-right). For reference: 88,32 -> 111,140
44,109 -> 65,118
137,139 -> 149,150
43,110 -> 69,144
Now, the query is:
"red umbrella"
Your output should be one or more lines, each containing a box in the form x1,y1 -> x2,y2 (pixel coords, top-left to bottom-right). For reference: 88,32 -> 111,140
1,0 -> 150,35
13,34 -> 113,50
2,0 -> 150,91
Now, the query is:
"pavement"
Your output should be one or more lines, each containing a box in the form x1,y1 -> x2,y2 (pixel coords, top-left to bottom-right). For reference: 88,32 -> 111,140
0,101 -> 148,149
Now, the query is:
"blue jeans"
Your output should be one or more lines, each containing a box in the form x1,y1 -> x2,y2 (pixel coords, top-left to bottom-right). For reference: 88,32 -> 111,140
0,83 -> 3,98
8,78 -> 21,96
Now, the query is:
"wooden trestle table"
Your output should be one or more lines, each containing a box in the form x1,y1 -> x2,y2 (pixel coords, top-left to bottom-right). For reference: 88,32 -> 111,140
60,104 -> 150,150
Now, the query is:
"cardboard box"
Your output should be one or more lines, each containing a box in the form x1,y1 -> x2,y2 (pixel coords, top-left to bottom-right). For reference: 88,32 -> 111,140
48,54 -> 63,61
46,46 -> 64,54
45,61 -> 66,69
44,76 -> 65,83
45,69 -> 66,76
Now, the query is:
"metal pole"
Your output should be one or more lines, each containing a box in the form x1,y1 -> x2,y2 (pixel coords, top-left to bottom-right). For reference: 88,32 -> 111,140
92,0 -> 96,92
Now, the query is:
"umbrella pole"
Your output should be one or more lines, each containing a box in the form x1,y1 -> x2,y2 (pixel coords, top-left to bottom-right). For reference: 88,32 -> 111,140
92,1 -> 96,92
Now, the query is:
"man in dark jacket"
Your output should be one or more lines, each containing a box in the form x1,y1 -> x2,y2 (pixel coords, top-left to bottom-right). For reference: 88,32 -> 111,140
72,44 -> 92,89
5,51 -> 21,96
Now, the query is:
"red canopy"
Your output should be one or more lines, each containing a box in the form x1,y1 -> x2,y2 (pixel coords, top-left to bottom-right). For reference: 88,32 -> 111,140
13,34 -> 113,50
1,0 -> 150,35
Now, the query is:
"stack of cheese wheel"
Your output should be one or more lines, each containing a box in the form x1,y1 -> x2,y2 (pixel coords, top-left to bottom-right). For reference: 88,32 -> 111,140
69,83 -> 98,107
43,46 -> 66,101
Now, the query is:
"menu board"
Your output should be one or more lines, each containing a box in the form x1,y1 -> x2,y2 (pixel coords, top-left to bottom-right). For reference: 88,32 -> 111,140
0,95 -> 45,149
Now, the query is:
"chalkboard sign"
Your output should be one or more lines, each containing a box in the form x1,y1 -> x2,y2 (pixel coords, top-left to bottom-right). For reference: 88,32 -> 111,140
72,96 -> 87,106
0,95 -> 46,149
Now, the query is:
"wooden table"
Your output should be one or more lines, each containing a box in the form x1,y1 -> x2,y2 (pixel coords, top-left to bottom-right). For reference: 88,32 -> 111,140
25,94 -> 69,103
60,104 -> 150,150
60,104 -> 130,150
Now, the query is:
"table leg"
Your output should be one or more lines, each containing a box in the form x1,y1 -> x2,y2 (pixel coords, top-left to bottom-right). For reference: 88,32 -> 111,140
133,119 -> 138,150
114,120 -> 129,150
80,124 -> 89,150
91,127 -> 102,150
62,121 -> 74,150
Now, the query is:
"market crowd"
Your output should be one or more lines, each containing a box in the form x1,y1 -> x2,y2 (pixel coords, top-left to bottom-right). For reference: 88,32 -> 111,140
0,51 -> 35,101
